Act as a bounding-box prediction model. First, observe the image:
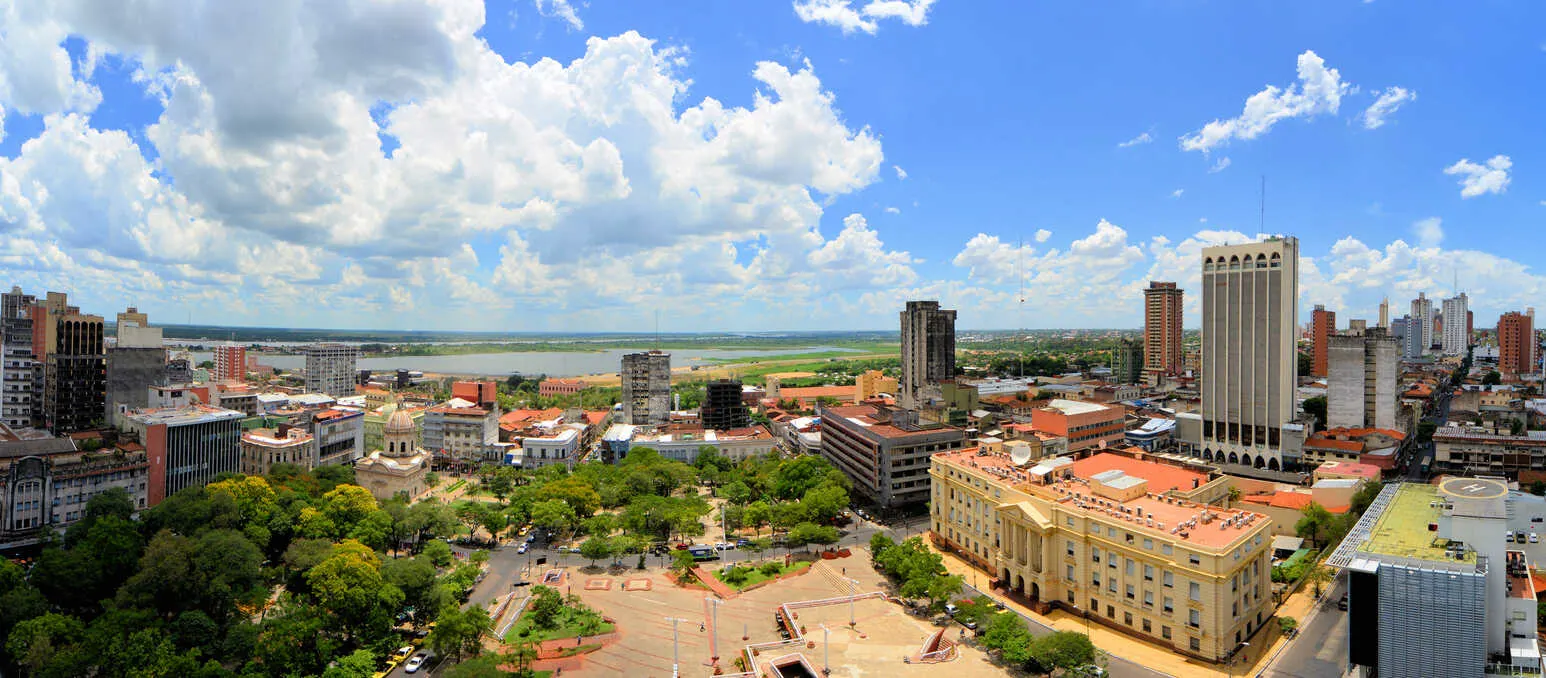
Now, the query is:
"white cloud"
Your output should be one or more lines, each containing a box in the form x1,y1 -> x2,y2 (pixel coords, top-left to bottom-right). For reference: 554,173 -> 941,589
893,164 -> 907,179
1209,156 -> 1231,173
1171,189 -> 1184,199
1444,155 -> 1511,198
1034,229 -> 1051,243
793,0 -> 936,35
1411,217 -> 1443,248
1180,50 -> 1349,153
1118,130 -> 1153,148
806,213 -> 917,288
884,206 -> 900,214
1362,86 -> 1415,129
534,0 -> 584,30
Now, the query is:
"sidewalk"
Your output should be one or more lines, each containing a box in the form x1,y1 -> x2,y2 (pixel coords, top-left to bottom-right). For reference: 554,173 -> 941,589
924,541 -> 1300,678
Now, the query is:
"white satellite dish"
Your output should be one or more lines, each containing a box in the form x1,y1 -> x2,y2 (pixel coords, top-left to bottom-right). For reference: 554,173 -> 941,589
1009,442 -> 1033,467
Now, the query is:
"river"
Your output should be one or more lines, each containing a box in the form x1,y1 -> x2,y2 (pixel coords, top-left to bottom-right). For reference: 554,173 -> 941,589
184,346 -> 864,377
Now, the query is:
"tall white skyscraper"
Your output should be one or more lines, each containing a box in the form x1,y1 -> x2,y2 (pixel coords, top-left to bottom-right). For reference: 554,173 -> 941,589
1200,236 -> 1300,471
1410,293 -> 1433,355
1441,293 -> 1469,355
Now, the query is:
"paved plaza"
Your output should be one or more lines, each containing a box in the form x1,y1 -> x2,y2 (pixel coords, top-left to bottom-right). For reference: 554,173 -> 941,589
533,554 -> 1006,677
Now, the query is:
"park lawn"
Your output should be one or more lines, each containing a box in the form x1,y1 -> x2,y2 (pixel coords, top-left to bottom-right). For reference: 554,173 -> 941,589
711,560 -> 812,591
504,609 -> 615,645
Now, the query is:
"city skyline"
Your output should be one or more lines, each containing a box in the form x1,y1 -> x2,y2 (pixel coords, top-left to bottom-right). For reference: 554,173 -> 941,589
1,2 -> 1543,332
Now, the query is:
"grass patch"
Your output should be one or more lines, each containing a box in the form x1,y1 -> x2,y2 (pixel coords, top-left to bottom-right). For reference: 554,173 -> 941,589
710,560 -> 812,591
557,643 -> 603,657
504,609 -> 615,645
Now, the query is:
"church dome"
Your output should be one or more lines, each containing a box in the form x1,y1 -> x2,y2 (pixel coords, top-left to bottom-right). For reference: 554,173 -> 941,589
385,408 -> 415,435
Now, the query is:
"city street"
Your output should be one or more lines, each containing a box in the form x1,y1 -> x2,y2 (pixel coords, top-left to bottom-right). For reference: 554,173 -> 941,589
1262,577 -> 1348,678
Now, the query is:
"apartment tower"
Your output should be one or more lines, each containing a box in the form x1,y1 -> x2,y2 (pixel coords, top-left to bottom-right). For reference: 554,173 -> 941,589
303,344 -> 359,397
1378,297 -> 1389,328
213,343 -> 247,383
899,300 -> 957,410
1200,237 -> 1299,471
1410,293 -> 1433,354
1499,311 -> 1537,377
621,350 -> 671,425
1143,282 -> 1184,382
0,287 -> 38,429
1441,293 -> 1470,356
1311,305 -> 1335,377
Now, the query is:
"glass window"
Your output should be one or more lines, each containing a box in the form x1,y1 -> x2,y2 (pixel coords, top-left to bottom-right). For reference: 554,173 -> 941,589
1144,591 -> 1153,607
1188,609 -> 1200,627
1189,582 -> 1200,601
1190,637 -> 1200,651
1144,564 -> 1154,581
1163,596 -> 1173,613
1163,572 -> 1174,588
1068,565 -> 1076,581
1126,559 -> 1134,576
1189,553 -> 1201,566
1144,538 -> 1154,550
1125,584 -> 1134,600
1163,544 -> 1173,555
1162,625 -> 1172,640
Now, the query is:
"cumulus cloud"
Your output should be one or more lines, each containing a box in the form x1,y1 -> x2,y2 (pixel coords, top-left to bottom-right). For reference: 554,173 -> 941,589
884,206 -> 900,214
806,213 -> 917,289
1118,130 -> 1152,148
1411,217 -> 1443,248
1362,86 -> 1415,129
1444,155 -> 1511,198
1171,189 -> 1184,199
534,0 -> 584,30
793,0 -> 936,35
1180,50 -> 1348,153
1034,229 -> 1051,243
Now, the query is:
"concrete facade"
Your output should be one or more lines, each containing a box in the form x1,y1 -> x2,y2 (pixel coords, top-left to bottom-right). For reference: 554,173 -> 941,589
1500,311 -> 1537,377
819,402 -> 966,507
120,405 -> 243,505
1200,237 -> 1300,471
1411,293 -> 1434,355
1311,305 -> 1335,378
423,403 -> 497,465
105,346 -> 167,427
1112,338 -> 1143,385
1029,399 -> 1126,454
899,300 -> 957,410
240,424 -> 318,475
1,287 -> 38,430
0,437 -> 149,548
312,408 -> 364,467
303,343 -> 359,397
213,344 -> 246,383
621,350 -> 671,425
1328,330 -> 1398,430
1442,293 -> 1470,356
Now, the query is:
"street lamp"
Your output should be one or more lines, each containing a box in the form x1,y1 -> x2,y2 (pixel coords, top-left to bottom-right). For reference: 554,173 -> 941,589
708,598 -> 722,663
820,623 -> 831,676
842,575 -> 860,627
665,616 -> 690,678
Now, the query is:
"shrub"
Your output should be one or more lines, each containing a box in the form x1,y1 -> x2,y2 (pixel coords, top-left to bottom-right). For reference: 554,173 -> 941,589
760,561 -> 782,577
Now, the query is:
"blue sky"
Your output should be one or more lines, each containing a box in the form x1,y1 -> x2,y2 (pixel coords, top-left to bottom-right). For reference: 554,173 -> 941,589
0,0 -> 1542,332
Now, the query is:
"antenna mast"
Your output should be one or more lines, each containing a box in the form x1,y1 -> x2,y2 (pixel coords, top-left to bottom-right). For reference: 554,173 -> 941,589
1018,235 -> 1025,380
1260,175 -> 1266,232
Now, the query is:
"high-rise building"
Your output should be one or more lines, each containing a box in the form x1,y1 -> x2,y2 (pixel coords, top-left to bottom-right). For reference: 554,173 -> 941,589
1143,282 -> 1184,382
1411,293 -> 1434,355
43,305 -> 106,435
1112,338 -> 1143,385
1327,329 -> 1398,430
1311,305 -> 1336,377
0,287 -> 38,430
1499,311 -> 1536,376
120,404 -> 243,505
213,344 -> 247,383
1378,297 -> 1389,328
701,379 -> 751,431
303,344 -> 359,397
1343,478 -> 1538,678
1391,316 -> 1423,360
1467,310 -> 1474,345
899,300 -> 957,410
1441,293 -> 1470,355
1200,237 -> 1299,471
105,308 -> 165,427
621,350 -> 671,425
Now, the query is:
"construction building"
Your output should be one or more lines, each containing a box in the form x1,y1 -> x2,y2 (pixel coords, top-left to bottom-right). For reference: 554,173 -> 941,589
899,300 -> 957,410
303,343 -> 359,397
819,402 -> 966,508
40,295 -> 106,435
1199,237 -> 1302,471
1112,338 -> 1143,385
621,350 -> 671,425
930,449 -> 1273,662
701,379 -> 751,431
1327,329 -> 1398,430
1143,282 -> 1185,382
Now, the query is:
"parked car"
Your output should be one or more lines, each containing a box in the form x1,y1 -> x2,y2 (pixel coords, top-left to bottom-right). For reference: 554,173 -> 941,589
1075,665 -> 1109,677
736,538 -> 751,547
1518,532 -> 1530,544
391,646 -> 414,663
517,543 -> 528,554
1532,533 -> 1539,544
1337,594 -> 1349,611
943,603 -> 959,617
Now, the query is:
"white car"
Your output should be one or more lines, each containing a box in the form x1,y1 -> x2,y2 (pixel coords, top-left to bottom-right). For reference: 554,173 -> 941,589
404,653 -> 429,673
1532,533 -> 1540,544
517,543 -> 528,554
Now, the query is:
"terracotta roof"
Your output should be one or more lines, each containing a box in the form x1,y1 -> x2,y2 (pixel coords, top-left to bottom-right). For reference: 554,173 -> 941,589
583,411 -> 609,425
500,408 -> 564,426
1306,437 -> 1365,452
1065,453 -> 1209,494
778,386 -> 856,400
1320,426 -> 1406,441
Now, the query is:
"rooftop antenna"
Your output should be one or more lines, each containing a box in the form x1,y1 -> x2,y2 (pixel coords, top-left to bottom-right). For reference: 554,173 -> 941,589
1259,175 -> 1266,232
1018,235 -> 1025,380
654,309 -> 660,350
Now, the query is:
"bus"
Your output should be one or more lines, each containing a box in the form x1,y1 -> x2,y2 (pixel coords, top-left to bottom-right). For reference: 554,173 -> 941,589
688,546 -> 719,561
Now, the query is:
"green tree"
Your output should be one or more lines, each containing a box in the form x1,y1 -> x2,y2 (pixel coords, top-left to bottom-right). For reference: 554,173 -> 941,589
1302,396 -> 1327,425
801,483 -> 850,523
580,537 -> 615,567
255,600 -> 339,677
670,550 -> 697,578
982,610 -> 1035,665
869,533 -> 895,564
422,539 -> 454,568
926,574 -> 964,609
306,540 -> 405,641
322,484 -> 379,536
383,556 -> 443,623
321,648 -> 377,678
1483,370 -> 1502,386
527,586 -> 564,629
1028,631 -> 1096,673
1295,503 -> 1336,549
429,605 -> 492,662
530,499 -> 576,540
1278,616 -> 1299,636
744,501 -> 772,537
721,480 -> 753,506
6,612 -> 86,677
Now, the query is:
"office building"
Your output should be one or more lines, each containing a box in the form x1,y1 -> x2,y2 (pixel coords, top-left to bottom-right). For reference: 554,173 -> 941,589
1500,311 -> 1537,377
820,402 -> 966,508
1,287 -> 38,430
213,344 -> 246,383
1144,282 -> 1185,382
899,300 -> 957,410
104,309 -> 165,427
239,424 -> 318,476
621,350 -> 671,425
930,449 -> 1272,662
303,344 -> 359,397
120,404 -> 243,505
854,369 -> 898,402
1391,316 -> 1423,361
1200,237 -> 1300,471
1344,478 -> 1540,677
1411,293 -> 1434,354
701,379 -> 751,430
423,402 -> 497,469
1030,399 -> 1126,454
1112,339 -> 1143,385
0,433 -> 149,548
311,407 -> 365,466
1433,426 -> 1546,477
114,307 -> 147,333
1378,297 -> 1389,329
1327,330 -> 1398,430
42,306 -> 106,435
1442,293 -> 1470,356
1311,305 -> 1335,377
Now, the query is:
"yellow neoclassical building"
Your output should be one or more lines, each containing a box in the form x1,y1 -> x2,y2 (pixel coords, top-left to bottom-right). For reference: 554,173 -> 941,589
930,449 -> 1274,663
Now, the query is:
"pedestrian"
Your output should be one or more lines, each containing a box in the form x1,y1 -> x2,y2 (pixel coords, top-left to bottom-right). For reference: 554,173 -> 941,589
700,622 -> 706,632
